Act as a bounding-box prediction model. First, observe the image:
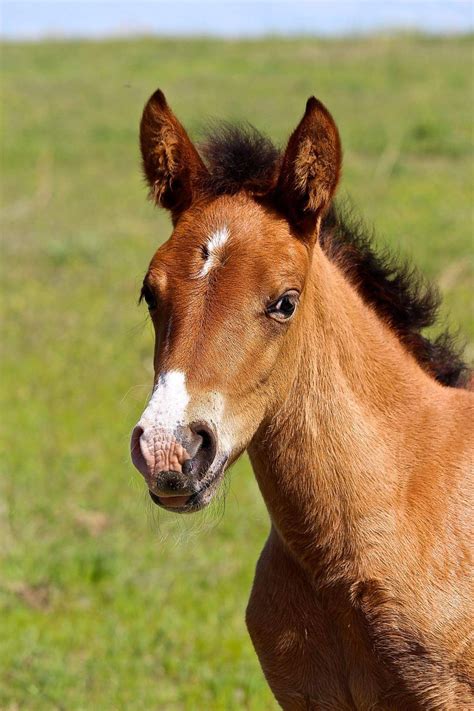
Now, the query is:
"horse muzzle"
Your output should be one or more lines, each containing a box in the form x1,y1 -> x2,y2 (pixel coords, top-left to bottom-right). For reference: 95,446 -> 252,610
130,420 -> 222,511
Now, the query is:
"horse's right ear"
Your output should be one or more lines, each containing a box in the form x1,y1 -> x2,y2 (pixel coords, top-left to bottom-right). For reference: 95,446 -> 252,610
275,97 -> 341,240
140,89 -> 208,222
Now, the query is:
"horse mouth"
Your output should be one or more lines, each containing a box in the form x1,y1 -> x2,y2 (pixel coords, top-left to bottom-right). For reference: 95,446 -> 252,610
148,456 -> 228,513
149,492 -> 192,509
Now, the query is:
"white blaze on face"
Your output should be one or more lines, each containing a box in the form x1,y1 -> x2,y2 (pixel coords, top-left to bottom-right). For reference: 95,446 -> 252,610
141,370 -> 190,431
140,371 -> 229,444
135,367 -> 240,472
199,225 -> 230,277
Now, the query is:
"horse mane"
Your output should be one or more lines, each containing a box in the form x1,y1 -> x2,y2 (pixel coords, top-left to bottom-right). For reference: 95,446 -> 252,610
199,123 -> 471,389
199,121 -> 280,196
320,205 -> 470,388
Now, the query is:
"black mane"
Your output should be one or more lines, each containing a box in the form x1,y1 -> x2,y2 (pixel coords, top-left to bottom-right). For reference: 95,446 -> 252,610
200,123 -> 470,389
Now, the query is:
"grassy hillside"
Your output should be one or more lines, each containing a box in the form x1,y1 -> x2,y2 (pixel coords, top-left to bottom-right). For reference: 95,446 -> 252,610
1,35 -> 472,710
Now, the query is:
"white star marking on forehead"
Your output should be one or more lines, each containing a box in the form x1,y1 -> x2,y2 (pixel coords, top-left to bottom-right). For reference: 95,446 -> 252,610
199,225 -> 230,277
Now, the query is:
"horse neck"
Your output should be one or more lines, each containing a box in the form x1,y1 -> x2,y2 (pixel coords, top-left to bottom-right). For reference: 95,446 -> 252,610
248,243 -> 438,584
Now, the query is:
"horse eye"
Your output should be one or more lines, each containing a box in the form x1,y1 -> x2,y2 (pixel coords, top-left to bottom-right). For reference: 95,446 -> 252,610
140,284 -> 157,311
267,291 -> 299,322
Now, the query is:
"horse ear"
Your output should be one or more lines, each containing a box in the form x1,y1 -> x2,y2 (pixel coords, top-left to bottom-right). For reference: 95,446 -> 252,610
275,97 -> 341,239
140,89 -> 209,222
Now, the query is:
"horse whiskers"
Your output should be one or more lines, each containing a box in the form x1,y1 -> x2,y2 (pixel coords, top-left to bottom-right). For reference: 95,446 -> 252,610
119,383 -> 151,405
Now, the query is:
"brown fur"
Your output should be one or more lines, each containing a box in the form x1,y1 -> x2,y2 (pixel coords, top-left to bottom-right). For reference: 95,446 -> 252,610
136,90 -> 474,709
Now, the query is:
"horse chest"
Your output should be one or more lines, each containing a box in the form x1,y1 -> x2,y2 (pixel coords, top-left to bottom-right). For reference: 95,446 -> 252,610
246,535 -> 388,710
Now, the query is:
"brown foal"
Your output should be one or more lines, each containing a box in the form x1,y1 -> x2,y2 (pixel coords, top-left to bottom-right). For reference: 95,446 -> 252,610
130,89 -> 473,709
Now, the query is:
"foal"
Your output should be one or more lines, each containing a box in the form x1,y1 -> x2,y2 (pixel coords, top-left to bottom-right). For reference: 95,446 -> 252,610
130,89 -> 473,709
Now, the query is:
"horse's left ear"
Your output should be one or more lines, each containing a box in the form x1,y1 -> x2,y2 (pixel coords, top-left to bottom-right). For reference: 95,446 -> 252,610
275,97 -> 341,240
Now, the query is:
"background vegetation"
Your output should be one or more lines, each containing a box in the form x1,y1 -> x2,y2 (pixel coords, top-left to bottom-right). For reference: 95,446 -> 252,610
1,35 -> 472,710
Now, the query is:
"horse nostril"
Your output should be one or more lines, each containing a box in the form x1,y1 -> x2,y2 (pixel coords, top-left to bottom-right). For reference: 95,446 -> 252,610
131,425 -> 149,475
196,428 -> 213,452
188,422 -> 218,477
132,425 -> 144,442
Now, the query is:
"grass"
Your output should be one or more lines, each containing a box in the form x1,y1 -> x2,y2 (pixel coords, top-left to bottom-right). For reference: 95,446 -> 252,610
1,34 -> 472,710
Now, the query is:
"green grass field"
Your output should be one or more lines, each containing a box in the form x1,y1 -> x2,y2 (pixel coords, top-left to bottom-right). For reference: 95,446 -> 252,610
1,35 -> 472,710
